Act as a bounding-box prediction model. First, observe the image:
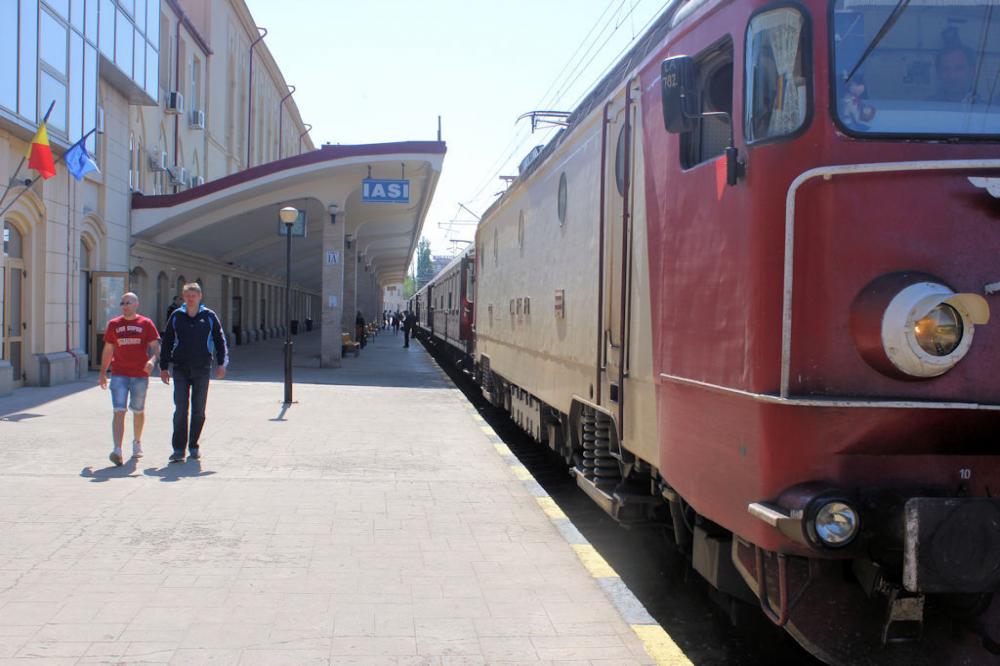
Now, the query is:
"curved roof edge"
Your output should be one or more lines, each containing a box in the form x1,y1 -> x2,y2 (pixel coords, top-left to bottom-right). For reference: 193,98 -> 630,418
132,141 -> 447,210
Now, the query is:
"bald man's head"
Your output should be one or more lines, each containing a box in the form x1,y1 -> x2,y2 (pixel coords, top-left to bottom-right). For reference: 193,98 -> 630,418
120,292 -> 140,318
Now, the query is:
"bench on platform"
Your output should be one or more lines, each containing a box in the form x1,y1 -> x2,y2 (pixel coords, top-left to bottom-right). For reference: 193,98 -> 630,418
342,332 -> 361,357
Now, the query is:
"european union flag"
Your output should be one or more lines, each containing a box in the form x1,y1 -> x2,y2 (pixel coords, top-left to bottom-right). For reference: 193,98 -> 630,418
65,138 -> 100,181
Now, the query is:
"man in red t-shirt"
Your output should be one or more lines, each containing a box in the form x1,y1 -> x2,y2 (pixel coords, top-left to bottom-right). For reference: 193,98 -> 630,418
99,292 -> 160,466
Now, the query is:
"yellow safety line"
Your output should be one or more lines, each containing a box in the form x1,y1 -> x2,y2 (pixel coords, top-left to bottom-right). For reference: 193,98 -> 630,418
631,625 -> 693,666
463,388 -> 691,666
535,496 -> 567,520
510,465 -> 532,481
571,543 -> 617,578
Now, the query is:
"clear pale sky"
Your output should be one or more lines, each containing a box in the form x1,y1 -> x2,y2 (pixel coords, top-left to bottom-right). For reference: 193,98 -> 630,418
245,0 -> 668,272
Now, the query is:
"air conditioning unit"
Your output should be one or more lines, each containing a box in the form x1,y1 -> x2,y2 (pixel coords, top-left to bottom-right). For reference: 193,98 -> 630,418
148,150 -> 168,172
189,175 -> 205,188
189,109 -> 205,129
167,166 -> 188,186
165,91 -> 184,114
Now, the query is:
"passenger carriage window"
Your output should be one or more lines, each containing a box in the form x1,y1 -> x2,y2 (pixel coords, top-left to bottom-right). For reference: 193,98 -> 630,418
518,211 -> 525,251
681,39 -> 734,168
745,7 -> 809,143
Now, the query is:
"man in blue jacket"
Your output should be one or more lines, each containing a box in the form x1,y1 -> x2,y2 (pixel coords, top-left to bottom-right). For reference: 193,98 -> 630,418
159,282 -> 229,462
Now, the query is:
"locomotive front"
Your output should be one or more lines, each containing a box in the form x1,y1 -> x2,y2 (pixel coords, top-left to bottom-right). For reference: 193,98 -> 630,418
651,0 -> 1000,662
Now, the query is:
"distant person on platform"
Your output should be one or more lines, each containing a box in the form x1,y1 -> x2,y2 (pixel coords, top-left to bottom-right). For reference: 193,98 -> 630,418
99,292 -> 160,466
160,282 -> 228,463
166,295 -> 182,321
403,310 -> 416,348
355,311 -> 367,349
392,312 -> 400,336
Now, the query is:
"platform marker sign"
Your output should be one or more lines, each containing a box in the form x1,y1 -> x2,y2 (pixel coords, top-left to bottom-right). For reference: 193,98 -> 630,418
362,178 -> 409,204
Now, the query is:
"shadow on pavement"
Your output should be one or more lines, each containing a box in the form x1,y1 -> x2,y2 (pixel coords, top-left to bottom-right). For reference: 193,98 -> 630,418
80,457 -> 142,482
143,460 -> 216,482
1,380 -> 95,418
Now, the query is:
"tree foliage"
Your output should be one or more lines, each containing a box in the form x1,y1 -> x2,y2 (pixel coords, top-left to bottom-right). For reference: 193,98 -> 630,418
403,273 -> 416,298
416,237 -> 434,289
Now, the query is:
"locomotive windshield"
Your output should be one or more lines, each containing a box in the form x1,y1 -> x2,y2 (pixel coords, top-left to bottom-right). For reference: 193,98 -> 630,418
833,1 -> 1000,137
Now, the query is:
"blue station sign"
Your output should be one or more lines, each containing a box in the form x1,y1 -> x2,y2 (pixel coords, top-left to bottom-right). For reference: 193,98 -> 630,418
362,179 -> 410,204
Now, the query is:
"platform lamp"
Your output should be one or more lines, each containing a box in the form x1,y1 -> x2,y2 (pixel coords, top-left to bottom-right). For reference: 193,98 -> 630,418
279,206 -> 299,404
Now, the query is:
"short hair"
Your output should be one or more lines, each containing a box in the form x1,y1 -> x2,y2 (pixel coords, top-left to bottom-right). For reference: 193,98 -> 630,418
182,282 -> 202,294
121,292 -> 138,303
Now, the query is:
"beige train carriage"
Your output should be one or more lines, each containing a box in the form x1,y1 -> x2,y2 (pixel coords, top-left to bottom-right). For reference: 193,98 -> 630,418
473,77 -> 660,520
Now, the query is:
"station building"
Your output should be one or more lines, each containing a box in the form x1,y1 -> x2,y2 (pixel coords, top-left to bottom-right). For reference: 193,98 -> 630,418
0,0 -> 443,394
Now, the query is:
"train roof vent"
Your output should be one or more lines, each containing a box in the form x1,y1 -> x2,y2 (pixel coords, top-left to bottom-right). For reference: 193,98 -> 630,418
518,145 -> 545,175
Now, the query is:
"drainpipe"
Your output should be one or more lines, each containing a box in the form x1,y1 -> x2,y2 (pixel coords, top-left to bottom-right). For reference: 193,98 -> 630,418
172,10 -> 183,192
277,84 -> 295,159
298,124 -> 312,155
246,26 -> 267,168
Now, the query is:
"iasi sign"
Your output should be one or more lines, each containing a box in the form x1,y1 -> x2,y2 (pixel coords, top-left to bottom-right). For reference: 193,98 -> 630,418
361,178 -> 410,204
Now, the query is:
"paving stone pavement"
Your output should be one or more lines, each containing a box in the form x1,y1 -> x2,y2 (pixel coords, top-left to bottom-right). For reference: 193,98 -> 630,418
0,330 -> 659,665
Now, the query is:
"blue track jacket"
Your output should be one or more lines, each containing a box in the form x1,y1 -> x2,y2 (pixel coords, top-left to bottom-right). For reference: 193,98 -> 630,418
160,305 -> 229,370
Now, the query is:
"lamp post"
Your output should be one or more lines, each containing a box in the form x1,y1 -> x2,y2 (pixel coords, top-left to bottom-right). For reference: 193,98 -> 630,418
279,206 -> 298,404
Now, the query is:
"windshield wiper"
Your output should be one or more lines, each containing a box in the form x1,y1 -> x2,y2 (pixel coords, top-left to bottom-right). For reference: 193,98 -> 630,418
845,0 -> 912,83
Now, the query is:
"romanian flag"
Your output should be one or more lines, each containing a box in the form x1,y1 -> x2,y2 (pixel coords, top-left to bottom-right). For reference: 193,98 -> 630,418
25,123 -> 56,180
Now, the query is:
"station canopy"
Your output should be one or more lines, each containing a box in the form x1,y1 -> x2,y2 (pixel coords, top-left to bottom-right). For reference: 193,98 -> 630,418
131,142 -> 446,291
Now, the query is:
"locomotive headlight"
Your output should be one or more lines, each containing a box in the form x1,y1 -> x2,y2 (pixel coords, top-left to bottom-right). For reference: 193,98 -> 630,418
913,304 -> 963,356
811,500 -> 860,548
880,282 -> 989,378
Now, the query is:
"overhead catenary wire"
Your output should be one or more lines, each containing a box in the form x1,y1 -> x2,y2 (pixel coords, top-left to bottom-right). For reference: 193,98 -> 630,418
461,0 -> 627,210
461,0 -> 666,216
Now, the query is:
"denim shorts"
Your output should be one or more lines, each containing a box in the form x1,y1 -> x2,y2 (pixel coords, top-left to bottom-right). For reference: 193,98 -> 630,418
109,375 -> 149,412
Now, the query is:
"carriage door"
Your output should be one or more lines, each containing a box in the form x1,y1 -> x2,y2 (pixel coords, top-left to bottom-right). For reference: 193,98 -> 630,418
600,83 -> 637,427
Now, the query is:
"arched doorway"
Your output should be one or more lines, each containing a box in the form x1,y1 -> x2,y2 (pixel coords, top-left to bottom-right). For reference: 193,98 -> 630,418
3,222 -> 26,387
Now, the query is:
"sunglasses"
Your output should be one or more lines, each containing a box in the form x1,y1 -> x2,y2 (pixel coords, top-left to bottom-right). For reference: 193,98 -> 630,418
120,301 -> 135,306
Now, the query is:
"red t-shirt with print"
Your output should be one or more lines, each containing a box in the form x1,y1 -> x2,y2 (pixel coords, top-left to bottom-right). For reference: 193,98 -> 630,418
104,315 -> 160,377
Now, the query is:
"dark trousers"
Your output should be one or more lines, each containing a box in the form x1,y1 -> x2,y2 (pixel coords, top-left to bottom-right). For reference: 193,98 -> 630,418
403,328 -> 411,347
171,364 -> 210,454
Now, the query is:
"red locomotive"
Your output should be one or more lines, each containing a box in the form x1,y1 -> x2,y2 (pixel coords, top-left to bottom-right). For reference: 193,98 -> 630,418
415,1 -> 1000,662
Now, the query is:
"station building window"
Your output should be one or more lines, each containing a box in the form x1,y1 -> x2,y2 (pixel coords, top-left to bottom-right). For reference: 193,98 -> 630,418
0,1 -> 157,153
745,7 -> 809,143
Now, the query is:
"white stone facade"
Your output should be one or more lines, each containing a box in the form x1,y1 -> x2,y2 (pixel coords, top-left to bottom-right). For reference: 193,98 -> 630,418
0,0 -> 314,394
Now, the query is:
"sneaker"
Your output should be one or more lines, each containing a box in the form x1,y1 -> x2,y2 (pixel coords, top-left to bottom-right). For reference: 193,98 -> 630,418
109,448 -> 123,466
132,440 -> 143,458
188,448 -> 201,460
168,452 -> 185,463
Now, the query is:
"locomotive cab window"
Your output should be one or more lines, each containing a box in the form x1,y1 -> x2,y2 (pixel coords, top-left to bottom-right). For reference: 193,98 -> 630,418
681,39 -> 734,169
832,1 -> 1000,137
745,7 -> 809,143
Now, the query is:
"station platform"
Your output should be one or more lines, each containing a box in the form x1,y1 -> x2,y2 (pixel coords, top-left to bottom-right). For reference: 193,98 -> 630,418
0,329 -> 685,665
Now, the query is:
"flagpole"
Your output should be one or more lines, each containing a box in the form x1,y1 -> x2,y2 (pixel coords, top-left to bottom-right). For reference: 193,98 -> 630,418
0,127 -> 96,220
0,101 -> 56,212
